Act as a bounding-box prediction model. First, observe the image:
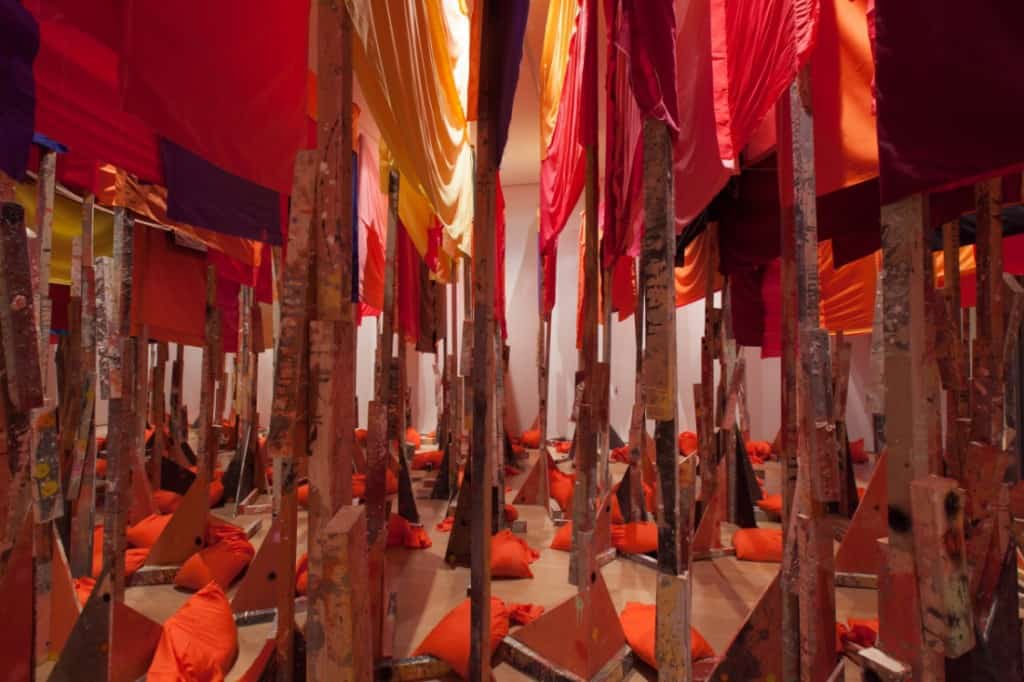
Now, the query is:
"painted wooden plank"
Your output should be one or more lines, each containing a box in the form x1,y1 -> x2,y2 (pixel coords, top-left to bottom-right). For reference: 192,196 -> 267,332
34,150 -> 56,397
0,199 -> 43,412
909,475 -> 974,657
973,178 -> 1004,445
197,267 -> 219,480
30,407 -> 61,523
706,572 -> 783,681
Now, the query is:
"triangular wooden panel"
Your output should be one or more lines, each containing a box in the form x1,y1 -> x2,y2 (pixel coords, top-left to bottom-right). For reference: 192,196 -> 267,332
159,455 -> 197,495
512,450 -> 549,507
705,571 -> 783,681
232,516 -> 290,614
692,461 -> 727,552
595,492 -> 612,554
615,466 -> 646,523
835,452 -> 888,575
609,426 -> 625,450
429,443 -> 453,500
49,570 -> 163,682
444,464 -> 500,567
50,528 -> 81,657
510,573 -> 626,679
128,452 -> 157,525
0,513 -> 33,682
396,446 -> 420,523
144,474 -> 209,566
732,429 -> 760,529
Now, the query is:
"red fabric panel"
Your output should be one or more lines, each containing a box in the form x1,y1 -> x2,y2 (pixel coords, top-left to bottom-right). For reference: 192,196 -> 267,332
542,242 -> 558,316
130,225 -> 206,347
120,1 -> 309,194
621,0 -> 678,132
48,283 -> 69,338
496,177 -> 508,338
31,16 -> 161,189
539,0 -> 591,257
874,0 -> 1024,203
611,256 -> 636,321
673,0 -> 730,227
397,222 -> 420,343
710,0 -> 818,166
217,277 -> 241,354
960,234 -> 1024,309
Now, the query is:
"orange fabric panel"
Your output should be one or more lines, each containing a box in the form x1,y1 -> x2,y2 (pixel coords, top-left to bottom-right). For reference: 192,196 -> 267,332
675,228 -> 722,308
130,223 -> 207,347
818,241 -> 878,335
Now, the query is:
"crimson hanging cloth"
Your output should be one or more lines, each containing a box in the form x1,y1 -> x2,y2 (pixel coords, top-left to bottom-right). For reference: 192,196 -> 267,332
0,0 -> 38,179
397,220 -> 421,343
621,0 -> 678,133
874,0 -> 1024,203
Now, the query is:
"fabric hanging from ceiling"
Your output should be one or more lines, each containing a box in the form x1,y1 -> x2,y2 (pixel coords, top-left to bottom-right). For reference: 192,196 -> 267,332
130,223 -> 206,347
348,0 -> 474,249
540,0 -> 579,155
709,0 -> 819,168
672,0 -> 729,228
398,220 -> 421,343
161,139 -> 283,246
621,0 -> 678,133
13,181 -> 114,285
0,0 -> 38,179
675,227 -> 723,309
217,276 -> 241,354
873,0 -> 1024,204
119,0 -> 310,195
540,0 -> 594,314
358,134 -> 386,316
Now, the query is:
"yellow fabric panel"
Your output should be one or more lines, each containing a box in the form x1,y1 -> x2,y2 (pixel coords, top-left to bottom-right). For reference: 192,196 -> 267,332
15,182 -> 114,285
397,176 -> 432,258
348,0 -> 474,249
540,0 -> 578,155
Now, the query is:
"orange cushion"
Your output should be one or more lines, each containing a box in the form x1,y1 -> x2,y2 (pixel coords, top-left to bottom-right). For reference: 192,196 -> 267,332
297,483 -> 309,508
174,538 -> 254,591
511,443 -> 525,456
611,522 -> 659,554
551,522 -> 573,551
620,602 -> 714,668
521,429 -> 541,449
503,504 -> 519,523
153,490 -> 183,514
92,528 -> 151,579
554,440 -> 571,454
610,445 -> 631,463
146,582 -> 238,681
405,427 -> 421,449
385,514 -> 433,549
355,428 -> 368,446
411,449 -> 444,470
353,473 -> 366,498
295,553 -> 308,596
733,528 -> 783,562
208,479 -> 225,507
849,438 -> 868,463
95,457 -> 108,478
490,530 -> 540,579
126,514 -> 173,549
678,431 -> 698,456
413,597 -> 510,679
549,469 -> 575,512
756,493 -> 782,516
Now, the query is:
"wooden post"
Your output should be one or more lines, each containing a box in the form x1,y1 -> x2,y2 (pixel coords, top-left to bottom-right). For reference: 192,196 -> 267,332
149,341 -> 168,490
641,116 -> 689,679
197,266 -> 219,482
267,152 -> 317,680
469,3 -> 499,677
880,193 -> 943,679
973,178 -> 1004,446
35,150 -> 56,401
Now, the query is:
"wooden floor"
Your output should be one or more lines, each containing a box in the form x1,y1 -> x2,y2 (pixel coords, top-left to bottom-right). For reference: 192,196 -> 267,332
44,445 -> 879,680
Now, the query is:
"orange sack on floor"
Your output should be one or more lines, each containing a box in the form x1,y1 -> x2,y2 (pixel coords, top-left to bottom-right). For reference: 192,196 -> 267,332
503,504 -> 519,523
620,602 -> 714,668
610,445 -> 631,463
413,597 -> 510,679
405,426 -> 422,449
521,429 -> 541,449
733,528 -> 783,562
297,483 -> 309,508
554,440 -> 571,454
355,428 -> 368,446
678,431 -> 698,456
755,493 -> 782,517
548,468 -> 575,513
611,521 -> 659,554
153,490 -> 183,514
126,513 -> 173,548
146,582 -> 238,681
490,530 -> 540,579
411,449 -> 444,470
550,522 -> 573,551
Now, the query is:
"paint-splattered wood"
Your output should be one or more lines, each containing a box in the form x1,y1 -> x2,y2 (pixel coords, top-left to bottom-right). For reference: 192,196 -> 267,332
197,267 -> 219,479
973,178 -> 1004,445
0,200 -> 42,412
30,407 -> 61,523
306,505 -> 372,680
909,475 -> 974,657
796,513 -> 836,680
365,401 -> 389,545
706,572 -> 782,681
836,451 -> 888,575
34,150 -> 56,394
143,470 -> 209,566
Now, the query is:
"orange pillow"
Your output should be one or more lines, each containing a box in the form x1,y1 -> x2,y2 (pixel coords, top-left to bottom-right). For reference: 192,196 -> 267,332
174,539 -> 254,591
521,429 -> 541,449
511,443 -> 525,456
849,438 -> 868,463
411,449 -> 444,470
733,528 -> 783,562
353,473 -> 366,498
153,490 -> 183,514
610,445 -> 631,463
126,514 -> 173,549
208,479 -> 225,507
95,457 -> 108,478
295,553 -> 308,596
385,514 -> 433,549
146,583 -> 238,681
554,440 -> 571,454
503,504 -> 519,523
491,530 -> 540,579
355,428 -> 368,446
551,522 -> 573,551
678,431 -> 698,456
549,469 -> 575,513
405,427 -> 422,449
93,532 -> 151,579
297,483 -> 309,508
413,597 -> 510,679
756,493 -> 782,517
620,602 -> 714,668
611,522 -> 659,554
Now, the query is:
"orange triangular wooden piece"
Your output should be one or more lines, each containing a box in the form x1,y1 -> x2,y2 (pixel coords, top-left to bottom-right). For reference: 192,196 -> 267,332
144,473 -> 210,566
692,461 -> 728,552
512,450 -> 549,507
128,451 -> 157,526
510,573 -> 625,679
835,452 -> 888,575
706,571 -> 783,680
232,516 -> 290,614
50,527 -> 81,657
0,513 -> 33,681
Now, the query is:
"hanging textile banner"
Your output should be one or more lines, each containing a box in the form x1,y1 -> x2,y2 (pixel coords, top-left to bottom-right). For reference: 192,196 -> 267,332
0,0 -> 38,179
130,223 -> 206,347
